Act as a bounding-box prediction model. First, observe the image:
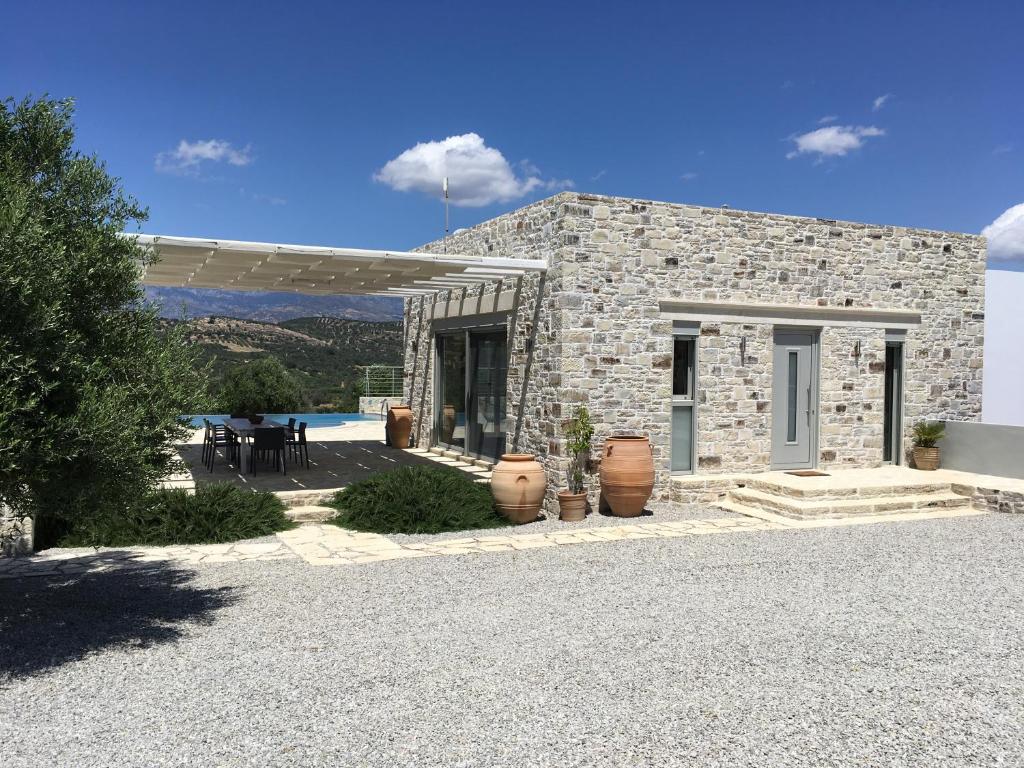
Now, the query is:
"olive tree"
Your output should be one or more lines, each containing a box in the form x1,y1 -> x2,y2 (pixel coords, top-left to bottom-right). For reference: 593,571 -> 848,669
0,97 -> 208,545
217,357 -> 307,415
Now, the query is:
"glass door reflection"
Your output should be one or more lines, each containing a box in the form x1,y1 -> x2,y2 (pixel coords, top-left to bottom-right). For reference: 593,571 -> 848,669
467,330 -> 507,461
436,333 -> 466,451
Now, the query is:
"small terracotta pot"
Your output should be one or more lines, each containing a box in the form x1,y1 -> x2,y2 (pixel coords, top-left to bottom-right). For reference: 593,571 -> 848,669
913,446 -> 940,471
600,435 -> 654,517
386,405 -> 414,449
440,404 -> 456,443
557,491 -> 587,522
491,453 -> 546,524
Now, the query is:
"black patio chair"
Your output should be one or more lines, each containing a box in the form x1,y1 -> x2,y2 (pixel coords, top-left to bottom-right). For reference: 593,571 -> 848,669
202,418 -> 213,465
207,422 -> 239,472
287,421 -> 309,468
250,427 -> 287,475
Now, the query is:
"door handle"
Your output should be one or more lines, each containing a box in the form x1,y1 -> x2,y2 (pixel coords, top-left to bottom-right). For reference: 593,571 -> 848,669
806,385 -> 812,425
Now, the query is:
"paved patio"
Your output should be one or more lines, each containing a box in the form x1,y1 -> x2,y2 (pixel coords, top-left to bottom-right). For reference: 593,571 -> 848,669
168,420 -> 492,503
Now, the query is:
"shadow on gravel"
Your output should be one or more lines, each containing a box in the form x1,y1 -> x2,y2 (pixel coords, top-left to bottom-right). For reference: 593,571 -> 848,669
0,558 -> 238,681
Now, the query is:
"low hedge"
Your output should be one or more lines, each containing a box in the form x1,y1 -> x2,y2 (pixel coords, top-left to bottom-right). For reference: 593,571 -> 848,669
47,483 -> 294,548
329,465 -> 507,535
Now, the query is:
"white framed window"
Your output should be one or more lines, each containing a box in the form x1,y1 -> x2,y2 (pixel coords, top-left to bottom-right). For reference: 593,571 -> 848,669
672,322 -> 698,473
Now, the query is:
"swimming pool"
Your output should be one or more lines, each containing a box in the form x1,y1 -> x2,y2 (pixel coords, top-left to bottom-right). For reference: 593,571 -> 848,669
186,413 -> 380,429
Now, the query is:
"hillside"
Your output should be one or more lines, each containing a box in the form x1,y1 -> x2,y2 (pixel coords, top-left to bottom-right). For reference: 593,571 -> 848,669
147,287 -> 402,323
169,316 -> 403,411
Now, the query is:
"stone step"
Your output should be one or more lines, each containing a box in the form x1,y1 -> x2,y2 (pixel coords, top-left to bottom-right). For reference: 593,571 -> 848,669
728,487 -> 972,520
427,446 -> 494,472
744,477 -> 953,501
285,505 -> 337,523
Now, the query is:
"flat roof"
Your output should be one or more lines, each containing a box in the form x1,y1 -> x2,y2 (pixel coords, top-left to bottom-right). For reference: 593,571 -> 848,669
131,234 -> 547,296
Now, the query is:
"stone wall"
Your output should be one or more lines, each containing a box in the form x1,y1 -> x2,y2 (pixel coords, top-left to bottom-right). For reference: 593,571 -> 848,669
403,191 -> 986,506
358,396 -> 401,415
557,193 -> 985,493
404,197 -> 564,508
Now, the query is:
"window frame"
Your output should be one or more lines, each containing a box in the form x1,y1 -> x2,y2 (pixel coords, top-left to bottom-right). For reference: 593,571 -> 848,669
671,322 -> 699,474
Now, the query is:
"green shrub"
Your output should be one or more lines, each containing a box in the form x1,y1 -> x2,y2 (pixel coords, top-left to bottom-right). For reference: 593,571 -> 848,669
50,483 -> 294,548
217,357 -> 306,415
911,420 -> 945,448
329,466 -> 507,535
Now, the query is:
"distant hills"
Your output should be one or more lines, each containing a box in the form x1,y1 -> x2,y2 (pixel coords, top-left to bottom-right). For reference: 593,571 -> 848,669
169,315 -> 404,411
146,287 -> 403,323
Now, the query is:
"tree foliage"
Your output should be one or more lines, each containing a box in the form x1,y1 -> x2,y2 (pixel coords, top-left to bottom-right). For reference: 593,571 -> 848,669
564,405 -> 594,493
0,97 -> 209,529
217,356 -> 307,415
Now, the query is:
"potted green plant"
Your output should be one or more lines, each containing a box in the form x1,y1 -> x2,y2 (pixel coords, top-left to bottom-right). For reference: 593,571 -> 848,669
559,405 -> 594,521
911,420 -> 945,470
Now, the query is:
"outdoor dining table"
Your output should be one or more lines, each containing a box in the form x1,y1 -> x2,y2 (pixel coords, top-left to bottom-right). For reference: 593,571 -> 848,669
223,417 -> 288,473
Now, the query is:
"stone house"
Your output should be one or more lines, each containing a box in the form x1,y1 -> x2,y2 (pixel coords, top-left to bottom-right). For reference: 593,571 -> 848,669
403,192 -> 986,509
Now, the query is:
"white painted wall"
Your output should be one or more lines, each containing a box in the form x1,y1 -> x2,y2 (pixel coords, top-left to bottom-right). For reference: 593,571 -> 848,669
983,269 -> 1024,426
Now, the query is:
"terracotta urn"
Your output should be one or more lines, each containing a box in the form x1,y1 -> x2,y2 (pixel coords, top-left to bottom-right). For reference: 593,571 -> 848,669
913,446 -> 940,471
386,405 -> 414,449
599,435 -> 654,517
557,490 -> 587,522
440,404 -> 456,443
491,453 -> 546,524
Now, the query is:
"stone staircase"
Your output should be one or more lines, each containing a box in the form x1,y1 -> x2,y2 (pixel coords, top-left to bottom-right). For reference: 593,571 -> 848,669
674,468 -> 976,521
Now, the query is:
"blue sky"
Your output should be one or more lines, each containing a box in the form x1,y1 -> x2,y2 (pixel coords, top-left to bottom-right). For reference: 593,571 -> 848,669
4,0 -> 1022,268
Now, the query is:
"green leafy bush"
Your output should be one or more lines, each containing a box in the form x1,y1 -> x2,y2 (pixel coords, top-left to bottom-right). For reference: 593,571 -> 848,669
48,483 -> 293,548
911,420 -> 945,448
217,357 -> 307,415
329,466 -> 507,534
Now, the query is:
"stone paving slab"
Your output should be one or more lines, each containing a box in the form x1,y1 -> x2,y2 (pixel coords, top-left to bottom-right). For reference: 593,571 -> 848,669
0,504 -> 989,579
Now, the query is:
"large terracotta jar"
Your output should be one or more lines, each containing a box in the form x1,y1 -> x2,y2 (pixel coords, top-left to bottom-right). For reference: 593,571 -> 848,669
440,404 -> 456,443
386,405 -> 414,449
599,436 -> 654,517
491,454 -> 546,524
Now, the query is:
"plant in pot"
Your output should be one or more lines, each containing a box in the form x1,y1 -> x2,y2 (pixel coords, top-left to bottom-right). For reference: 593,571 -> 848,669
559,405 -> 594,522
911,420 -> 945,470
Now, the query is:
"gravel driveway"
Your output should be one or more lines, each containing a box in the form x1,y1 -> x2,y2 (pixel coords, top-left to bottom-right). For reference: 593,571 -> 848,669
2,512 -> 1022,767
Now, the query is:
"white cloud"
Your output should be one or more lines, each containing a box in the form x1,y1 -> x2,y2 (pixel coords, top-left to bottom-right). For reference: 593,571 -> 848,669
993,143 -> 1013,155
983,203 -> 1024,261
872,93 -> 893,111
156,139 -> 253,175
374,133 -> 571,207
818,115 -> 838,124
681,172 -> 698,181
786,125 -> 885,160
591,169 -> 607,181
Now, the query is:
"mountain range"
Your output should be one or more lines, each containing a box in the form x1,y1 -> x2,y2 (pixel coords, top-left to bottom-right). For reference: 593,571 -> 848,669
147,287 -> 403,323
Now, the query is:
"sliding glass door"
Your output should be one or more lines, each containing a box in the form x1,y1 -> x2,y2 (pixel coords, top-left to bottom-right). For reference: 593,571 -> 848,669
435,325 -> 507,462
436,333 -> 466,451
467,330 -> 507,460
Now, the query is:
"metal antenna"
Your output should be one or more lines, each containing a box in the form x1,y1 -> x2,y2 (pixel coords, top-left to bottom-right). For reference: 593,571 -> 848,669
443,176 -> 449,254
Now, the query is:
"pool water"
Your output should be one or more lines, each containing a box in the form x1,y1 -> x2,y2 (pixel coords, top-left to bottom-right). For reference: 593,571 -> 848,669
186,413 -> 380,429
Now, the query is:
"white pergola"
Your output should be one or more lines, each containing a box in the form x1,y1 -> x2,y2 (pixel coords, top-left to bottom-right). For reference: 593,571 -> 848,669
131,234 -> 547,296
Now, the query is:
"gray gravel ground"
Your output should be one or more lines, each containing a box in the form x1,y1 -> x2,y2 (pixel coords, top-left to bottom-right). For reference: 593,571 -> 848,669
2,512 -> 1023,767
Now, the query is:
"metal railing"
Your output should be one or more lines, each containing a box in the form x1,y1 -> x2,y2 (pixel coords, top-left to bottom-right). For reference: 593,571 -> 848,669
360,365 -> 403,397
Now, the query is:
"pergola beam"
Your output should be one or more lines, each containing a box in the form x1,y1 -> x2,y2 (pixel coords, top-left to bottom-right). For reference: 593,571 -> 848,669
130,233 -> 546,296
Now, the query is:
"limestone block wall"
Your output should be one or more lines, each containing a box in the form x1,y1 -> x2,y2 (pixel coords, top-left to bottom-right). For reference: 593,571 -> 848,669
557,193 -> 985,488
403,197 -> 564,507
403,191 -> 986,505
